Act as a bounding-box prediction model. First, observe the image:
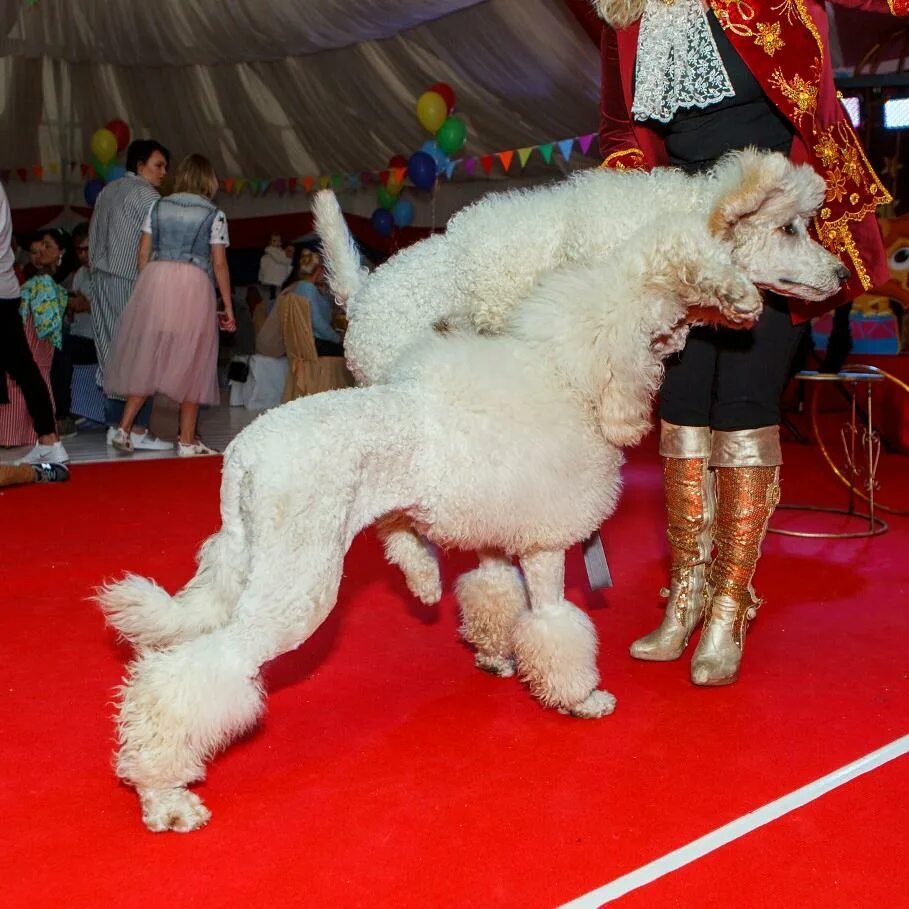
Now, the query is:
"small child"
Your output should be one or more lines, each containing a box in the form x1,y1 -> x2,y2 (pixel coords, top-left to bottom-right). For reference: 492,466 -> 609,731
258,233 -> 293,300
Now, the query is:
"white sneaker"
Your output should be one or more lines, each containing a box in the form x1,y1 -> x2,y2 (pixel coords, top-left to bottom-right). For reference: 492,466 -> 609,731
17,441 -> 70,464
131,429 -> 174,451
106,427 -> 173,451
176,440 -> 219,457
110,427 -> 133,454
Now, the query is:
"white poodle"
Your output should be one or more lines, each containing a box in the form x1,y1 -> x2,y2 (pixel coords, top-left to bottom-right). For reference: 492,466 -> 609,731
98,187 -> 844,831
317,149 -> 847,604
320,150 -> 844,387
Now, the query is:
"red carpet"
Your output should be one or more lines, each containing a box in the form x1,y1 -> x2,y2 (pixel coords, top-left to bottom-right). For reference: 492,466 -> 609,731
0,437 -> 906,908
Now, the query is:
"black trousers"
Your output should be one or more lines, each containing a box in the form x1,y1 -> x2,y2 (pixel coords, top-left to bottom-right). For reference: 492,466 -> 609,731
659,294 -> 808,431
51,333 -> 98,419
0,297 -> 56,436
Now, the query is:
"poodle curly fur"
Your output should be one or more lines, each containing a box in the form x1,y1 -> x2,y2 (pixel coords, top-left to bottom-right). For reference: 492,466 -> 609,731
98,152 -> 844,831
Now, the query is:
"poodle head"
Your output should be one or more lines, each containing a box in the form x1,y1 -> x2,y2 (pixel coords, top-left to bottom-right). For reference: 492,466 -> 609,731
708,149 -> 850,302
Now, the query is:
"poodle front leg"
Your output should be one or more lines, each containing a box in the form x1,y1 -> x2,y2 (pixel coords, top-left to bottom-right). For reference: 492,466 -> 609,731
513,550 -> 616,719
457,553 -> 528,678
376,513 -> 442,605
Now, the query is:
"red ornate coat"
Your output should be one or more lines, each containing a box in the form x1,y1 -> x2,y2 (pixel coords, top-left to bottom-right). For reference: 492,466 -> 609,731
598,0 -> 908,318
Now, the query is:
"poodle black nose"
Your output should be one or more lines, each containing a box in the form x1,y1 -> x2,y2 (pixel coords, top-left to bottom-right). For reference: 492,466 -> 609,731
836,264 -> 851,284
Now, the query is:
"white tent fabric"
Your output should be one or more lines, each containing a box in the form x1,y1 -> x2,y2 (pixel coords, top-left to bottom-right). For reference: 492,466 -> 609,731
0,0 -> 602,217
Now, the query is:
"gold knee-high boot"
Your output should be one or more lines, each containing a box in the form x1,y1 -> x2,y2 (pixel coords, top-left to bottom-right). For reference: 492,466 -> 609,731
690,426 -> 781,686
630,422 -> 714,661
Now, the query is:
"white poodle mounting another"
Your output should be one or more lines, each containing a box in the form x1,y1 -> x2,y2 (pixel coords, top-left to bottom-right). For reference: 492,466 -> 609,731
321,149 -> 846,387
97,157 -> 845,833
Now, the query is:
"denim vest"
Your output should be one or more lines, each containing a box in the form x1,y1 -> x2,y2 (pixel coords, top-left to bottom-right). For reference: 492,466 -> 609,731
150,193 -> 218,279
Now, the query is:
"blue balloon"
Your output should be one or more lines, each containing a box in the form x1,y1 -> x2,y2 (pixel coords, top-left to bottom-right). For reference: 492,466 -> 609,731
371,207 -> 394,236
391,198 -> 414,228
407,151 -> 438,190
106,163 -> 126,181
420,140 -> 449,170
84,178 -> 105,207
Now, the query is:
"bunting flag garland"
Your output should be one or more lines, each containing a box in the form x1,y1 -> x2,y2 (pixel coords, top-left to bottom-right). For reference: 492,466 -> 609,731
2,131 -> 601,198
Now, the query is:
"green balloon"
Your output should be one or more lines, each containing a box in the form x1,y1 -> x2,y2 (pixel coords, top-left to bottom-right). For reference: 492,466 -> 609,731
91,155 -> 109,181
436,116 -> 467,156
377,184 -> 396,210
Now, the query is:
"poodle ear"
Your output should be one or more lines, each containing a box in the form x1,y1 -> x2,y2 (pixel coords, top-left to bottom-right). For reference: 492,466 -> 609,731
708,149 -> 791,240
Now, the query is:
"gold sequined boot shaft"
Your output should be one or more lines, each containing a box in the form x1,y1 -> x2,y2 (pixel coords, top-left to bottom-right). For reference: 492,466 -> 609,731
631,423 -> 713,661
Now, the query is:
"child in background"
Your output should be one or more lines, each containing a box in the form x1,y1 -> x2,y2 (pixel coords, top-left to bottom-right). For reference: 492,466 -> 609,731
104,154 -> 236,457
258,233 -> 293,301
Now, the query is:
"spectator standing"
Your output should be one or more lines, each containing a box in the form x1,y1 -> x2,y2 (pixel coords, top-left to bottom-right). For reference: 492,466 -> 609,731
104,154 -> 236,457
89,138 -> 173,452
0,181 -> 68,464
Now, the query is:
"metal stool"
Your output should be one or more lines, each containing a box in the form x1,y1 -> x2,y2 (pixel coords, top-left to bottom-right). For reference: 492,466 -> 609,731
770,365 -> 888,539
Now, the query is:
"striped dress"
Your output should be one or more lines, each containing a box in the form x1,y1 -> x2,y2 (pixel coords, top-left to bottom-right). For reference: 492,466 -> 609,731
88,173 -> 159,389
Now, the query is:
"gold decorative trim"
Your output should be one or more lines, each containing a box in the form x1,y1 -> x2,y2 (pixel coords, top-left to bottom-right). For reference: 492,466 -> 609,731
600,147 -> 646,170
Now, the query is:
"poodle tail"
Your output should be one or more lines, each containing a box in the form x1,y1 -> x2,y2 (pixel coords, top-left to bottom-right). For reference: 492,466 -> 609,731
313,189 -> 366,309
97,463 -> 249,648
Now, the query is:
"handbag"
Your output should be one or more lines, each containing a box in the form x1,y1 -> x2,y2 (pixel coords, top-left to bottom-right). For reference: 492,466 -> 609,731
227,357 -> 251,383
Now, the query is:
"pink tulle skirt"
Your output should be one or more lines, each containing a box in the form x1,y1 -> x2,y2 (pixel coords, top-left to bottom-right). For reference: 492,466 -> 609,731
104,261 -> 220,406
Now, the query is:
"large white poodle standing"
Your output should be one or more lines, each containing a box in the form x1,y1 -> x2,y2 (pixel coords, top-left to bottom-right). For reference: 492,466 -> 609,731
98,155 -> 845,833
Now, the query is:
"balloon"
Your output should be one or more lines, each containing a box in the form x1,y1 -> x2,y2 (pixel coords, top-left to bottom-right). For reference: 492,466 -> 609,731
91,155 -> 108,181
90,127 -> 118,164
416,91 -> 447,134
105,119 -> 131,153
106,163 -> 126,181
429,82 -> 456,113
377,184 -> 397,210
387,154 -> 408,170
371,208 -> 394,236
436,116 -> 467,156
407,151 -> 438,190
84,178 -> 105,207
391,198 -> 414,229
420,140 -> 449,170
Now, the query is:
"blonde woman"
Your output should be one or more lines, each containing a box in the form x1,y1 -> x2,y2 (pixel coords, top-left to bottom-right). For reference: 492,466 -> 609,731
104,154 -> 236,456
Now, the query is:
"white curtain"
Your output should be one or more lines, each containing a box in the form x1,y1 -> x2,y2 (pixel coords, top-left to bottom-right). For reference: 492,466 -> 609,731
0,0 -> 602,214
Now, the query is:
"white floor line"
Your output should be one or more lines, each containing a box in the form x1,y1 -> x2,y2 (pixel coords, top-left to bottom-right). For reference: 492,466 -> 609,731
559,734 -> 909,908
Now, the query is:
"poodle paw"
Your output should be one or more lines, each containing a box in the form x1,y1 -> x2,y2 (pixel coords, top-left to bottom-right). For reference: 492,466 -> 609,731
138,787 -> 211,833
475,653 -> 516,677
404,566 -> 443,606
563,689 -> 617,719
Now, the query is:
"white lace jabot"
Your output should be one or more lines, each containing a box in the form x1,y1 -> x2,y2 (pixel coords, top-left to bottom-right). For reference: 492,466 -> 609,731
632,0 -> 735,124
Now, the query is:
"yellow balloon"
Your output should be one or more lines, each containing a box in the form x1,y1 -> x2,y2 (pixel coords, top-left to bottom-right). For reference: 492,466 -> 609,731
91,128 -> 118,164
416,91 -> 447,134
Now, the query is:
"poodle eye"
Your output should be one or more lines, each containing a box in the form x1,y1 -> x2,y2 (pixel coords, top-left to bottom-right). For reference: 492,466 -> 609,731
781,222 -> 798,236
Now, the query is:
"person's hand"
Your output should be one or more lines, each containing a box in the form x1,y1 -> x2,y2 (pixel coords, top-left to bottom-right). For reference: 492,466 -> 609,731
218,310 -> 237,332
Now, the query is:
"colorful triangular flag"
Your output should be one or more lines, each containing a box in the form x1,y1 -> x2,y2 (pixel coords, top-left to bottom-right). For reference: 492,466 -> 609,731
578,132 -> 596,156
223,178 -> 235,194
538,143 -> 554,164
558,138 -> 574,162
479,154 -> 494,175
319,176 -> 331,190
463,157 -> 477,177
444,161 -> 456,180
497,151 -> 514,173
517,147 -> 534,168
303,176 -> 315,192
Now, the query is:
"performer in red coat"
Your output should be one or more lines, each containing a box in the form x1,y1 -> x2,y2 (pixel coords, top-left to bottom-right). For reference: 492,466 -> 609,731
593,0 -> 906,685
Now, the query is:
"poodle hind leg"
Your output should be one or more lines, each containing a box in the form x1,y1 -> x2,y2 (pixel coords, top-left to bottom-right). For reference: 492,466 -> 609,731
456,553 -> 528,678
117,546 -> 346,832
377,513 -> 442,605
512,550 -> 615,718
